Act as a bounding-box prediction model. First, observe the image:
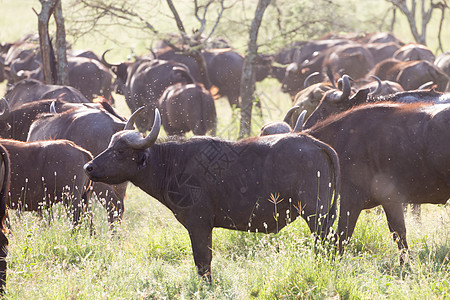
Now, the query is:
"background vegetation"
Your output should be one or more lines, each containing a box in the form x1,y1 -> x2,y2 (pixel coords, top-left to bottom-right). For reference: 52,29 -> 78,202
0,0 -> 449,299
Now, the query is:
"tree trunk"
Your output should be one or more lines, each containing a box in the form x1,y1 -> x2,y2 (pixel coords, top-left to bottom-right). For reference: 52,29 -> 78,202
54,0 -> 69,85
239,0 -> 270,139
37,0 -> 68,85
387,0 -> 436,46
37,0 -> 57,84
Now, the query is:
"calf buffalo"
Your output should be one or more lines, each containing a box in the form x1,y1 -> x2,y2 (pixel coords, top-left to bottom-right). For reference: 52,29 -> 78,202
84,108 -> 341,279
2,139 -> 93,226
305,102 -> 450,259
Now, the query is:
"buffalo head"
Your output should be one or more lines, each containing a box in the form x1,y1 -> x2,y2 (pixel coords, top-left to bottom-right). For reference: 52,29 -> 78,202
304,75 -> 370,128
84,107 -> 160,185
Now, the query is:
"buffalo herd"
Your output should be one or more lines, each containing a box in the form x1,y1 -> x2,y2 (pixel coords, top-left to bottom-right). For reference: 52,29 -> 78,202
0,31 -> 449,287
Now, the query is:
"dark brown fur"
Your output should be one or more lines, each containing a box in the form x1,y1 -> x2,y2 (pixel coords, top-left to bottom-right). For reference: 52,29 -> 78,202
27,104 -> 127,227
85,128 -> 341,279
1,139 -> 93,226
306,102 -> 450,256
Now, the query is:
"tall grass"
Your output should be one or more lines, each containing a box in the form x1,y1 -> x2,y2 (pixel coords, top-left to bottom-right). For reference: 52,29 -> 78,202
4,184 -> 449,299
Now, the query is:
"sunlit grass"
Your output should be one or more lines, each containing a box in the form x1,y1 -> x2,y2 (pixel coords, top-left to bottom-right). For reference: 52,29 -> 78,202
3,182 -> 448,298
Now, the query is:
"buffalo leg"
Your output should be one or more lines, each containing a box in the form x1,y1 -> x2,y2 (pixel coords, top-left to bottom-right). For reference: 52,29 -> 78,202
0,231 -> 8,293
188,226 -> 213,281
336,188 -> 364,252
337,207 -> 362,252
382,201 -> 409,264
382,201 -> 408,250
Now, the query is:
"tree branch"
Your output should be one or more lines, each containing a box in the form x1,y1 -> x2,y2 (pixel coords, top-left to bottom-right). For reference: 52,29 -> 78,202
166,0 -> 187,40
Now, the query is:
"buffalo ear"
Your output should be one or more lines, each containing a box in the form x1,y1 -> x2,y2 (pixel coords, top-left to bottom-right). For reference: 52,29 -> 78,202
350,88 -> 370,104
137,152 -> 147,170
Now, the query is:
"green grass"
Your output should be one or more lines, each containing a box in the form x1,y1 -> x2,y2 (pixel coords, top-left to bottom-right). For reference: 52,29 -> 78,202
1,1 -> 450,298
5,186 -> 449,299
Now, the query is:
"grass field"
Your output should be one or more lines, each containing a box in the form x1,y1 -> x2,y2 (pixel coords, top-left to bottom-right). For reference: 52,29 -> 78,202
1,1 -> 450,299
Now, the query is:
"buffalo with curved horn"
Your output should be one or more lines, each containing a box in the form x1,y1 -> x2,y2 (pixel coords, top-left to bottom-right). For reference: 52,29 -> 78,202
259,107 -> 306,136
85,107 -> 341,281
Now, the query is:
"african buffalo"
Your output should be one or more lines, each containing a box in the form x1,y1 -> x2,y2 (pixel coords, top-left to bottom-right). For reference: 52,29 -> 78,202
259,108 -> 305,136
3,42 -> 113,100
290,72 -> 336,120
0,97 -> 120,141
67,56 -> 114,102
356,75 -> 404,97
158,83 -> 217,136
2,139 -> 93,226
156,47 -> 248,108
393,43 -> 435,62
69,49 -> 101,61
103,55 -> 194,132
281,50 -> 330,98
370,59 -> 449,92
7,48 -> 42,83
365,42 -> 401,65
435,51 -> 450,85
84,108 -> 341,279
0,98 -> 80,140
27,100 -> 128,227
364,32 -> 404,45
2,37 -> 41,83
4,78 -> 89,109
303,75 -> 450,129
302,75 -> 370,129
0,144 -> 9,293
289,39 -> 349,66
305,102 -> 450,260
323,43 -> 375,80
281,42 -> 373,97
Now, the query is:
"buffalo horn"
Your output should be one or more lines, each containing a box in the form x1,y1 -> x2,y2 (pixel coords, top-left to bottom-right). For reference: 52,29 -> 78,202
0,98 -> 9,121
125,108 -> 161,150
304,72 -> 320,88
418,81 -> 434,90
124,106 -> 146,130
339,74 -> 352,101
293,110 -> 307,133
369,75 -> 382,96
326,65 -> 336,88
101,49 -> 117,69
49,101 -> 57,114
283,106 -> 301,124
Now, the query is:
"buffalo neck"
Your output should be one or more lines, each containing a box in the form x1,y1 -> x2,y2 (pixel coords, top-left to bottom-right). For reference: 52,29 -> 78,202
129,140 -> 195,210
